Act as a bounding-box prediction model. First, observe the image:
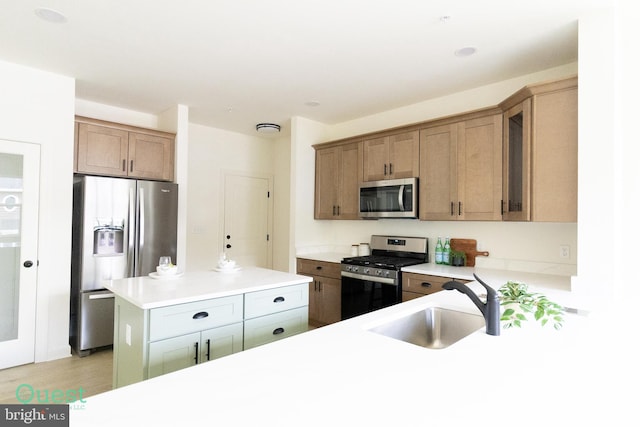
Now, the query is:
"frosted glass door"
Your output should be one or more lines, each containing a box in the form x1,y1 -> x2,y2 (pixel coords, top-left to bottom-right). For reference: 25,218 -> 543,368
0,139 -> 40,369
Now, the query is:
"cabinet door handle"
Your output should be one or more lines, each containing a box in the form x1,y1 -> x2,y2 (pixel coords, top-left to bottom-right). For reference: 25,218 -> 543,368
273,296 -> 285,303
192,311 -> 209,319
384,164 -> 387,175
273,327 -> 285,335
194,342 -> 199,364
389,163 -> 393,175
332,205 -> 336,216
336,205 -> 340,216
450,201 -> 454,216
458,201 -> 462,216
421,282 -> 432,288
122,159 -> 126,172
205,339 -> 211,361
130,160 -> 134,172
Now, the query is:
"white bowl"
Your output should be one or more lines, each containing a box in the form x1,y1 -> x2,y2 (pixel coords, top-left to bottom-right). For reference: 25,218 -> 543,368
156,265 -> 178,276
217,260 -> 236,270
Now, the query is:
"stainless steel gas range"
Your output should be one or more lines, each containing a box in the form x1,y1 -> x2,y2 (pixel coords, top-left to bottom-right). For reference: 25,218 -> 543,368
340,235 -> 429,320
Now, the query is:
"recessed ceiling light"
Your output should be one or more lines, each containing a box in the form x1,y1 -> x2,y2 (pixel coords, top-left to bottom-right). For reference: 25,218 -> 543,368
439,16 -> 451,24
305,101 -> 321,107
256,123 -> 281,133
454,47 -> 477,57
34,7 -> 67,23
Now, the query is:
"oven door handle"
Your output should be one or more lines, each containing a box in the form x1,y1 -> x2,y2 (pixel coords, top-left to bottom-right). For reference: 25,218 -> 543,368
341,271 -> 397,285
398,185 -> 405,212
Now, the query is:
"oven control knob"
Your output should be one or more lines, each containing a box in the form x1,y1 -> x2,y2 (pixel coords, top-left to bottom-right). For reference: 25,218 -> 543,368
363,268 -> 370,274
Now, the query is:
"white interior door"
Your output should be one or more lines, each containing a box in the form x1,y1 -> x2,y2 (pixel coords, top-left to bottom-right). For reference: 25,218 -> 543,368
222,173 -> 272,268
0,139 -> 40,369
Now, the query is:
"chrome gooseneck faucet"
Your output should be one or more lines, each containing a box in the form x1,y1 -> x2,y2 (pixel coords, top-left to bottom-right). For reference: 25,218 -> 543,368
442,273 -> 500,336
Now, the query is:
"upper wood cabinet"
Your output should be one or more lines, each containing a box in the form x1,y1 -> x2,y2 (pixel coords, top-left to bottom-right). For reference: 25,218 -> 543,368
363,130 -> 419,181
500,77 -> 578,222
419,112 -> 503,221
314,141 -> 362,219
75,117 -> 175,182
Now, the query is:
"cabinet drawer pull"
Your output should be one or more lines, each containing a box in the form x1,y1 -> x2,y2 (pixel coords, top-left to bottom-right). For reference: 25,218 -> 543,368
194,342 -> 199,364
192,311 -> 209,319
205,339 -> 211,361
421,282 -> 432,288
273,327 -> 285,335
273,296 -> 285,303
315,265 -> 323,270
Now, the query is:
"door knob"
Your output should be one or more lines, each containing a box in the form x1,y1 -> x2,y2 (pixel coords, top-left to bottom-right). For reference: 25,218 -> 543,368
23,260 -> 34,268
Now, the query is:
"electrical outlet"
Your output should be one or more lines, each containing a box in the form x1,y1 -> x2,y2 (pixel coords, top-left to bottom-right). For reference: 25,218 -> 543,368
560,245 -> 570,259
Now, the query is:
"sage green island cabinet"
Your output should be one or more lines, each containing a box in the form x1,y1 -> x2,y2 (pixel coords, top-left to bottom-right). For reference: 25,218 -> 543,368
106,268 -> 311,388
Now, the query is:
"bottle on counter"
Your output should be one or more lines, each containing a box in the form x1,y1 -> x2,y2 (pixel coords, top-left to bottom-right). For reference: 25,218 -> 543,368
435,237 -> 443,264
443,237 -> 451,265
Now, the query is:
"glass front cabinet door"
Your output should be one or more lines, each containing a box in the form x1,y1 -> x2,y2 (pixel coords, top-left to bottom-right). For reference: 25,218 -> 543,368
502,98 -> 531,221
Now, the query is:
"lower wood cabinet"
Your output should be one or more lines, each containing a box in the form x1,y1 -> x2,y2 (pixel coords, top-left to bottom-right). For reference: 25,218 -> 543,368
113,283 -> 308,388
296,258 -> 342,327
402,272 -> 470,302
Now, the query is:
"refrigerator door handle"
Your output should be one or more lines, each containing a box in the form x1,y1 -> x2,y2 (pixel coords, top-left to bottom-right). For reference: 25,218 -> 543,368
128,187 -> 136,277
88,292 -> 115,300
138,186 -> 145,273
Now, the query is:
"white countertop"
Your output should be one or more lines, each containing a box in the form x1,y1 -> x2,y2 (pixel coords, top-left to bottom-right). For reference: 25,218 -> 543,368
104,267 -> 312,309
296,251 -> 350,264
71,281 -> 638,426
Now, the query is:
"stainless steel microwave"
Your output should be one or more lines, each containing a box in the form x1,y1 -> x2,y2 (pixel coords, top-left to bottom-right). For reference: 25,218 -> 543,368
359,177 -> 418,218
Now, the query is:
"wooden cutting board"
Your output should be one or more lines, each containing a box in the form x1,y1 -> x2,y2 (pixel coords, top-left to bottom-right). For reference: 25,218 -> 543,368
450,238 -> 489,267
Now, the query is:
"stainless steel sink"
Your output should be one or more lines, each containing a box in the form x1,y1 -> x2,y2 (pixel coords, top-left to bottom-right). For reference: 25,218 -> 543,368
368,307 -> 485,349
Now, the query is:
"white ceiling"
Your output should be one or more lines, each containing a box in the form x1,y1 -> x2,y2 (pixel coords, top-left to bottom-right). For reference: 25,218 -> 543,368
0,1 -> 605,136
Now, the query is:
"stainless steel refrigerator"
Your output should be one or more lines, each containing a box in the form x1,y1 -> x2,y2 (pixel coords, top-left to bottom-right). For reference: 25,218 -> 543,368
70,175 -> 178,356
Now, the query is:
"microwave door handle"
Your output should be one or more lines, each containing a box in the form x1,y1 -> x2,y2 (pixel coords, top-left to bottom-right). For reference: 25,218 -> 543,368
398,185 -> 405,211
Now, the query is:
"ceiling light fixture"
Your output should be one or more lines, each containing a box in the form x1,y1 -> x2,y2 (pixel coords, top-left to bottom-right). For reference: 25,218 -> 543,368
454,47 -> 477,57
34,7 -> 68,23
256,123 -> 281,133
305,101 -> 321,107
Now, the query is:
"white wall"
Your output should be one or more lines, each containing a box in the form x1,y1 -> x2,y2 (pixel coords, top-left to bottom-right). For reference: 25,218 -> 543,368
292,64 -> 579,276
186,123 -> 277,272
0,60 -> 75,362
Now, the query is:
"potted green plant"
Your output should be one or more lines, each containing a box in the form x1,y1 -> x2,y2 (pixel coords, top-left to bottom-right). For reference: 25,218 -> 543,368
498,281 -> 565,330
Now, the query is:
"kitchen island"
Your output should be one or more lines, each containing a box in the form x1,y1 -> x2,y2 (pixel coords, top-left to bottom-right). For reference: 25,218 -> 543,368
73,272 -> 638,426
104,267 -> 312,388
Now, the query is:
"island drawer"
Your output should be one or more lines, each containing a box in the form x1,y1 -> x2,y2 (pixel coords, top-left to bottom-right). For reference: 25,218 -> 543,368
244,283 -> 309,319
149,294 -> 244,341
244,306 -> 309,350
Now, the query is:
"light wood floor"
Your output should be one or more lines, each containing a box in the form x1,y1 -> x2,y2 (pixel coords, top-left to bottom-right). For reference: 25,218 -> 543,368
0,348 -> 113,404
